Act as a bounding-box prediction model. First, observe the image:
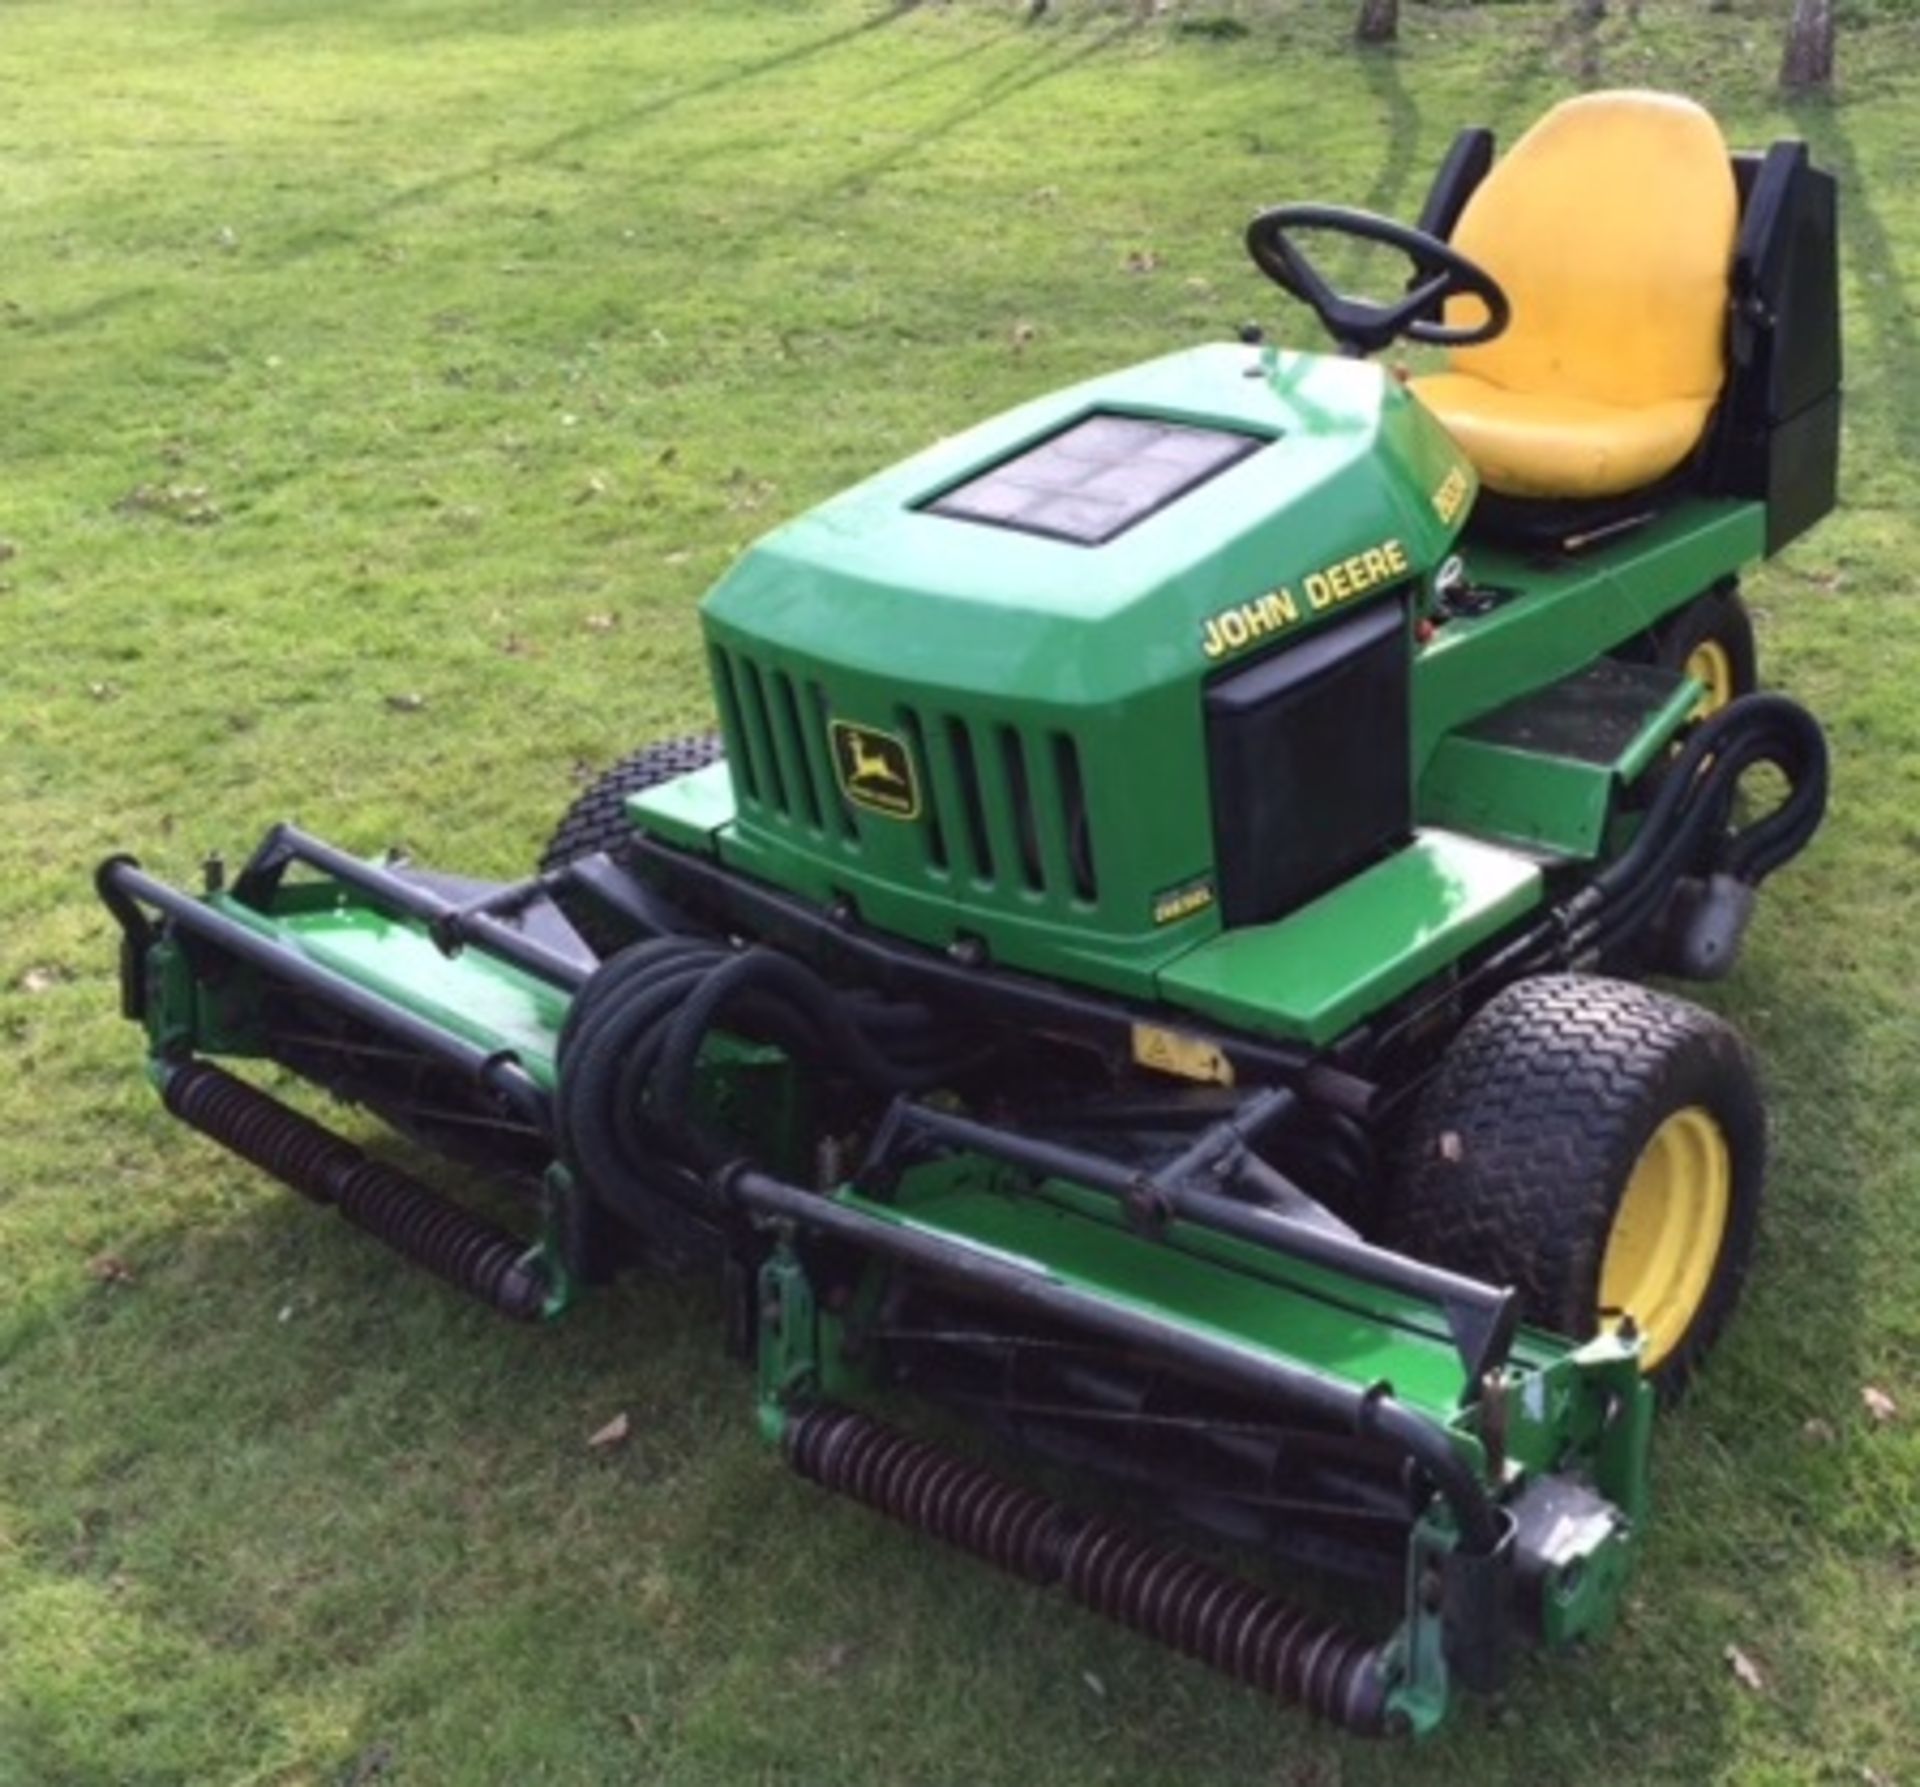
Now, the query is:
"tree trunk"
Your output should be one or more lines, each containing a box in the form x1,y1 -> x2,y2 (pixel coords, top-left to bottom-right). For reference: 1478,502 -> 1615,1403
1780,0 -> 1835,92
1355,0 -> 1398,45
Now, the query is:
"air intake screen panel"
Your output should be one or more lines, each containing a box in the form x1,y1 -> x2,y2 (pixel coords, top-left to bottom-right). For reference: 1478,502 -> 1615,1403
923,414 -> 1264,546
1206,595 -> 1413,928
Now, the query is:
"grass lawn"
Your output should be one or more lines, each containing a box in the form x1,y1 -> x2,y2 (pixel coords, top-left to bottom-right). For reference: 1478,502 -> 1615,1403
3,1 -> 1918,1781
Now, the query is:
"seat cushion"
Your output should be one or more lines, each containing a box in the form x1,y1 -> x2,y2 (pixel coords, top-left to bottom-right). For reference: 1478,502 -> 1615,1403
1410,373 -> 1715,500
1413,91 -> 1738,501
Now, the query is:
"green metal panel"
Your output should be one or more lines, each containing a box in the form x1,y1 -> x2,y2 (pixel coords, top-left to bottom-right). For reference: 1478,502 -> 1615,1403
1419,733 -> 1616,858
1418,669 -> 1705,859
846,1169 -> 1526,1430
1154,829 -> 1541,1044
207,893 -> 571,1088
1410,497 -> 1764,770
628,760 -> 732,853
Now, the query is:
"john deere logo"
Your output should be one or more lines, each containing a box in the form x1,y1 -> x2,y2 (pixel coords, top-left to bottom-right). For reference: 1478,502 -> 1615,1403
830,720 -> 920,820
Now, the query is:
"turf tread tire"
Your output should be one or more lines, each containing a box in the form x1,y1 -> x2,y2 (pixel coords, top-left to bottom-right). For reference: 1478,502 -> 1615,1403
540,732 -> 724,875
539,732 -> 723,954
1386,974 -> 1765,1401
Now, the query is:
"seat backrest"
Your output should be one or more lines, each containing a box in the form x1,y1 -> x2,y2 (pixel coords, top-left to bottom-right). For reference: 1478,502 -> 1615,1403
1445,91 -> 1739,410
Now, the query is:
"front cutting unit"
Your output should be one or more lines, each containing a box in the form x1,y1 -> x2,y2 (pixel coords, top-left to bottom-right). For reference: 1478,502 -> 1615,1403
100,93 -> 1839,1735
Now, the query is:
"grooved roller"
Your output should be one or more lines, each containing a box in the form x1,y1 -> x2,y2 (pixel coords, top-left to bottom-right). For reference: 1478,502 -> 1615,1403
162,1059 -> 546,1320
785,1401 -> 1394,1734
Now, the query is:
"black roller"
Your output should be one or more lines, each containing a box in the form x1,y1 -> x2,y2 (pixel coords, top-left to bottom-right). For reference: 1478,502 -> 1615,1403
162,1060 -> 546,1320
784,1402 -> 1393,1735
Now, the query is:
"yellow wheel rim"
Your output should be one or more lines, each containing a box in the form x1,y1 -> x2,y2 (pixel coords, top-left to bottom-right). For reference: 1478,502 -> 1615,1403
1599,1106 -> 1731,1371
1684,639 -> 1736,717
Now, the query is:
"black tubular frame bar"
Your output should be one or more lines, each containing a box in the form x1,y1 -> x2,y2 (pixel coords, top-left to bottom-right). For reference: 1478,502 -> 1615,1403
232,823 -> 593,993
623,833 -> 1379,1118
722,1165 -> 1504,1555
96,856 -> 553,1133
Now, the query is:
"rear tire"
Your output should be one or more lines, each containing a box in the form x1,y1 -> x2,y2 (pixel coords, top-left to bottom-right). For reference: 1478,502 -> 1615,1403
540,732 -> 723,953
1384,974 -> 1765,1401
1654,584 -> 1756,718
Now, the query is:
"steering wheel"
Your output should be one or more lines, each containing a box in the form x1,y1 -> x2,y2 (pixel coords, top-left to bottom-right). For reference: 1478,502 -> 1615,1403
1245,204 -> 1510,358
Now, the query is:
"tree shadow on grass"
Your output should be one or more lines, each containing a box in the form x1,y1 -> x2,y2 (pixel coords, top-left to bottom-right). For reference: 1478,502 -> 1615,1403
205,8 -> 920,275
1356,42 -> 1422,223
821,17 -> 1144,201
1784,100 -> 1920,474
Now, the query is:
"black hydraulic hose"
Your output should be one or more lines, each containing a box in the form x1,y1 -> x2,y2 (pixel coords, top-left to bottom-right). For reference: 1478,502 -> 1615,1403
1575,692 -> 1826,962
1362,692 -> 1827,1061
1592,693 -> 1822,898
554,939 -> 980,1227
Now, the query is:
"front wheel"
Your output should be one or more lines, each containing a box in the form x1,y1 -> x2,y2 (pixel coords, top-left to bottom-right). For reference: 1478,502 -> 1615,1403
539,731 -> 724,954
1384,974 -> 1765,1401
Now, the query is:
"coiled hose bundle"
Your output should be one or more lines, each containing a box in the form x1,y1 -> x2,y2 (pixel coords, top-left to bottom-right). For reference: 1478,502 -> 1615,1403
553,937 -> 977,1236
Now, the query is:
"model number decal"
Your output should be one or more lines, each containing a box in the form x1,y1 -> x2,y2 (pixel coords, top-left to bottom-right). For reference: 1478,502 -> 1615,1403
1200,538 -> 1409,661
1432,464 -> 1471,525
1151,875 -> 1216,926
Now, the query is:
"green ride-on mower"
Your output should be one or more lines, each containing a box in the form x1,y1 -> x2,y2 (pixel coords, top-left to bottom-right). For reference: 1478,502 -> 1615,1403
100,92 -> 1840,1735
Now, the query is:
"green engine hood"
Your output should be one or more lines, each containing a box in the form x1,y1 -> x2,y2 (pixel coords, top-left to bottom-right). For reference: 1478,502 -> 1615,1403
702,343 -> 1470,704
668,343 -> 1474,998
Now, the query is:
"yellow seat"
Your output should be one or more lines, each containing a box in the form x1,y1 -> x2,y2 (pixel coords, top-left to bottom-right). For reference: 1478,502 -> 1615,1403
1410,91 -> 1739,502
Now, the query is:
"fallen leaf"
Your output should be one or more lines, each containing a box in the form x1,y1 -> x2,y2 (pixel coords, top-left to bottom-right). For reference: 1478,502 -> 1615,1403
215,225 -> 238,252
621,1713 -> 649,1740
588,1411 -> 631,1450
342,1740 -> 394,1784
1011,321 -> 1037,351
1123,248 -> 1161,274
575,473 -> 610,504
383,692 -> 427,713
1863,1385 -> 1898,1425
19,964 -> 71,993
88,681 -> 118,702
1801,1417 -> 1837,1445
1859,1768 -> 1891,1787
1437,1130 -> 1464,1164
113,482 -> 220,525
582,611 -> 618,633
1724,1643 -> 1765,1694
1082,1669 -> 1106,1698
799,1640 -> 854,1679
87,1253 -> 136,1286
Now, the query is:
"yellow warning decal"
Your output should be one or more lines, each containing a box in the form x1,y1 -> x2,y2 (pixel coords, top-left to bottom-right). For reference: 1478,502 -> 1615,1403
829,720 -> 920,820
1131,1023 -> 1236,1087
